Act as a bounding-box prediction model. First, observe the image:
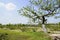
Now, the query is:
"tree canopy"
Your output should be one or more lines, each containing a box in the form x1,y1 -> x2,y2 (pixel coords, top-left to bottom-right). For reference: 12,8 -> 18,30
19,0 -> 60,24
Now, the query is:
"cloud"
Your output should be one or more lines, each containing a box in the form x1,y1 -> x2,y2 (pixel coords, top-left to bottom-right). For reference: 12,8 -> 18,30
5,3 -> 16,11
0,2 -> 16,11
0,2 -> 5,7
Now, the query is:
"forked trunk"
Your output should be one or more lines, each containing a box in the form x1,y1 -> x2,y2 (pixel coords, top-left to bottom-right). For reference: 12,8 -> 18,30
42,16 -> 47,33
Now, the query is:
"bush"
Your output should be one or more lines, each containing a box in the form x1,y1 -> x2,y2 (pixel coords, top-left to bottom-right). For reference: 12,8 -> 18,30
0,33 -> 8,40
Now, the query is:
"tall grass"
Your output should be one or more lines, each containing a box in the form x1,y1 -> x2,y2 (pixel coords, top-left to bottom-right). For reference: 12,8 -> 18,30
0,29 -> 51,40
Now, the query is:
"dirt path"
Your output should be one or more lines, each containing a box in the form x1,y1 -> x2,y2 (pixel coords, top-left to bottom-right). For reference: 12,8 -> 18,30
49,33 -> 60,40
49,34 -> 60,37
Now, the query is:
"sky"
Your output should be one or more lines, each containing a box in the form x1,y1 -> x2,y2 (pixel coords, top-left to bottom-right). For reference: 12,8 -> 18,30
0,0 -> 60,24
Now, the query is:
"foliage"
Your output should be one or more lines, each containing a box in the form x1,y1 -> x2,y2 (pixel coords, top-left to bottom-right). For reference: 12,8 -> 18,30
0,33 -> 8,40
46,24 -> 60,31
0,29 -> 52,40
0,23 -> 60,31
18,0 -> 60,24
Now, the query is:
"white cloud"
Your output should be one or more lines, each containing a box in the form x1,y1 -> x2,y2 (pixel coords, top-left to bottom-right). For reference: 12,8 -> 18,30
5,3 -> 16,11
0,2 -> 16,11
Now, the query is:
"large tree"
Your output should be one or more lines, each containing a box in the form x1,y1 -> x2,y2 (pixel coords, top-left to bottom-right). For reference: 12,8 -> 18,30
18,0 -> 60,33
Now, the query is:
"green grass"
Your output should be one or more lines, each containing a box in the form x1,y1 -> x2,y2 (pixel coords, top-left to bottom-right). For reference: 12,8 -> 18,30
46,24 -> 60,31
0,29 -> 51,40
0,24 -> 60,40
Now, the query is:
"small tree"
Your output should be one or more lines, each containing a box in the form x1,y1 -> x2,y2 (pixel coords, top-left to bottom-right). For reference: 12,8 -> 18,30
18,0 -> 60,33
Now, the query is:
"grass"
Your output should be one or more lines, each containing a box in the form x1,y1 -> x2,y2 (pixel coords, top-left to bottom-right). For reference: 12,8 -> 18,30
0,24 -> 60,40
0,29 -> 51,40
46,24 -> 60,31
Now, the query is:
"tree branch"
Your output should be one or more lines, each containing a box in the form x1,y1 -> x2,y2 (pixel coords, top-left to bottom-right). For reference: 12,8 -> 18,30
42,6 -> 60,17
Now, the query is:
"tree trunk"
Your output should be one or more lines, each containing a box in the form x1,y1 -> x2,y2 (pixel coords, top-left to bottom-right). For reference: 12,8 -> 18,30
42,24 -> 47,33
42,16 -> 47,33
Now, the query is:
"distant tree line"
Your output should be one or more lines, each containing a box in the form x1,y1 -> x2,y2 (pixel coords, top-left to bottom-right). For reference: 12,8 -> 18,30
0,22 -> 60,31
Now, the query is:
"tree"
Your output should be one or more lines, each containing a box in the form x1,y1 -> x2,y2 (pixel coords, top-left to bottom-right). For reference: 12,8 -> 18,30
18,0 -> 60,33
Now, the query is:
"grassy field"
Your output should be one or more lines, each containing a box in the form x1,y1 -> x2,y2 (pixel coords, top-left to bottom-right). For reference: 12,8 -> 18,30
0,29 -> 51,40
0,24 -> 60,40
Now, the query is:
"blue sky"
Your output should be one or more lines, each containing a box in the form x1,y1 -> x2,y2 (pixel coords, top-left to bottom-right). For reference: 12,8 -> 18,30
0,0 -> 60,24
